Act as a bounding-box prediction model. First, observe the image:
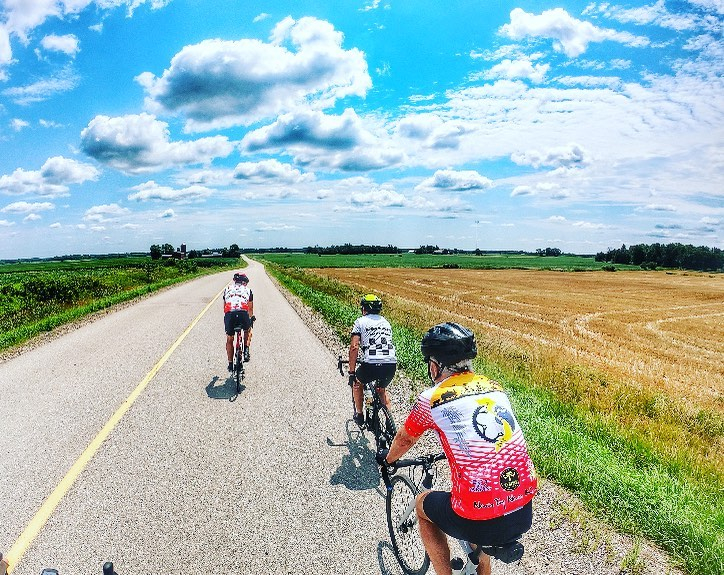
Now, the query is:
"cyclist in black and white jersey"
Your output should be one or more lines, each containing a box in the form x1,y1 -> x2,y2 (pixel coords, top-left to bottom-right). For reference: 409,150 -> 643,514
347,294 -> 397,427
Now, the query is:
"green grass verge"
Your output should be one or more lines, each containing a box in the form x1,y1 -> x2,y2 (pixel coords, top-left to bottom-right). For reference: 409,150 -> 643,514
264,261 -> 723,575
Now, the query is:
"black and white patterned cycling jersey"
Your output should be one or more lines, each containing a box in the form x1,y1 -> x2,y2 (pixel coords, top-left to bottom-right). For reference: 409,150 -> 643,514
352,314 -> 397,364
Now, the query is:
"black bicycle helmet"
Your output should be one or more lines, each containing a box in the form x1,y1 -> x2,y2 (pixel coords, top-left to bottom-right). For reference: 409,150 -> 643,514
421,322 -> 477,366
360,293 -> 383,313
233,273 -> 249,284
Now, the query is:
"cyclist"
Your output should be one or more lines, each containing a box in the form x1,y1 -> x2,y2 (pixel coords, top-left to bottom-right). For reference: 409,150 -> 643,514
379,322 -> 537,575
223,272 -> 254,371
348,294 -> 397,427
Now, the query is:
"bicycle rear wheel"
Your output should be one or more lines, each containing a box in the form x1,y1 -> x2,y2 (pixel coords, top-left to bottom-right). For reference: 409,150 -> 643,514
386,474 -> 429,575
235,341 -> 243,393
374,404 -> 397,451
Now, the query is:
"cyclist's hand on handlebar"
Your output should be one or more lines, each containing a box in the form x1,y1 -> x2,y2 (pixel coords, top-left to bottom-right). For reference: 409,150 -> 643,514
348,373 -> 356,386
376,448 -> 397,473
251,315 -> 256,322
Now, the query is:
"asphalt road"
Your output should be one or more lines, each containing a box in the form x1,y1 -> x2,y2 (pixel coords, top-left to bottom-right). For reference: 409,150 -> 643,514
0,259 -> 406,575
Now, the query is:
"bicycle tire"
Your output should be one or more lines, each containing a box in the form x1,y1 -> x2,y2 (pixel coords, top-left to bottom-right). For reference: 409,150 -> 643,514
235,337 -> 243,394
374,403 -> 397,451
386,474 -> 430,575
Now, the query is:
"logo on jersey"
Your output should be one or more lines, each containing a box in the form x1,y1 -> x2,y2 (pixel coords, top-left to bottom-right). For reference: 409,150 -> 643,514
499,467 -> 520,491
471,397 -> 516,451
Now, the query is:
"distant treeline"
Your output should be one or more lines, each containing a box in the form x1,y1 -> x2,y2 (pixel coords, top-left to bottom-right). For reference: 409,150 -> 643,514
304,243 -> 399,255
595,243 -> 723,271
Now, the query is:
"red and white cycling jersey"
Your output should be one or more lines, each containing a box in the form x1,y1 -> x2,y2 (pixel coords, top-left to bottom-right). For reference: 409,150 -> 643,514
404,372 -> 537,520
222,282 -> 253,313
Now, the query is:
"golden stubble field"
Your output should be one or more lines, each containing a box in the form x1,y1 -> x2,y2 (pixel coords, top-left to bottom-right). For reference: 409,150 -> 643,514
316,268 -> 724,416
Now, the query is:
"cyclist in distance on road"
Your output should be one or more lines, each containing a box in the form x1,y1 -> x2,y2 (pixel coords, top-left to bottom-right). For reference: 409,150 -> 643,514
379,322 -> 538,575
348,294 -> 397,427
223,272 -> 254,371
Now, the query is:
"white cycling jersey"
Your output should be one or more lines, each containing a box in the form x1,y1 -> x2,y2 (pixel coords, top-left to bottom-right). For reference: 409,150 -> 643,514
351,314 -> 396,364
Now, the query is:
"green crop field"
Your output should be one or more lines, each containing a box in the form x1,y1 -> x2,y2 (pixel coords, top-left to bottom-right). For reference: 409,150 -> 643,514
255,251 -> 640,270
0,257 -> 239,352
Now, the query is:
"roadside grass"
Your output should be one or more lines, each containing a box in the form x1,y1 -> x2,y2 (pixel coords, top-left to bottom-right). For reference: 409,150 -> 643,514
0,258 -> 239,353
264,261 -> 723,575
257,251 -> 641,271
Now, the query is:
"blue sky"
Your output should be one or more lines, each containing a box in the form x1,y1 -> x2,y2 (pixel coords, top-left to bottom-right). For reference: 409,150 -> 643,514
0,0 -> 722,258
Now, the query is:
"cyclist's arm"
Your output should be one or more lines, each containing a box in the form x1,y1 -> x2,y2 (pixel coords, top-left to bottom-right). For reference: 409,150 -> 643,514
386,425 -> 419,464
348,333 -> 361,374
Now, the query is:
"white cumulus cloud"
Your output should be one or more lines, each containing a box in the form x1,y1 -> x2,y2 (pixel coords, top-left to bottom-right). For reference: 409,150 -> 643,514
40,34 -> 80,56
0,156 -> 99,197
128,180 -> 213,203
500,8 -> 649,58
80,113 -> 234,174
136,17 -> 371,132
1,201 -> 55,213
416,170 -> 493,192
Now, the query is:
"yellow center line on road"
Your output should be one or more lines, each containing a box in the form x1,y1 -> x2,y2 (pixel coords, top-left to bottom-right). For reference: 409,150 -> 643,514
5,288 -> 224,573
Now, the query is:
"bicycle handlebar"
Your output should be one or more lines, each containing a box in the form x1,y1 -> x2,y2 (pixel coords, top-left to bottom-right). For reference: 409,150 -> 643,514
392,453 -> 447,470
337,355 -> 349,376
380,452 -> 447,490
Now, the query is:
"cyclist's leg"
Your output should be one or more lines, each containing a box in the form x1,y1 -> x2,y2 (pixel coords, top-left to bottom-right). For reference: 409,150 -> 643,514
352,380 -> 363,415
415,491 -> 453,575
469,544 -> 491,575
375,362 -> 396,409
377,387 -> 391,410
224,313 -> 235,366
240,311 -> 252,360
226,335 -> 234,363
352,363 -> 369,419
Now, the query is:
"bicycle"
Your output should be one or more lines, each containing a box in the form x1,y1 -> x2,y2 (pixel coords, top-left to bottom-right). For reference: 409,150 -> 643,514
381,454 -> 524,575
337,356 -> 397,453
231,315 -> 255,395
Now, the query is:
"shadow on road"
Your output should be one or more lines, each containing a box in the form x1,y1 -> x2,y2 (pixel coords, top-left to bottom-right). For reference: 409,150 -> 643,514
205,374 -> 245,401
328,419 -> 383,492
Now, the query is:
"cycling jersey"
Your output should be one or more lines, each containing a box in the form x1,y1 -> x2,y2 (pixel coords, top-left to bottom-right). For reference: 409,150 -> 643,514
404,372 -> 537,520
351,314 -> 396,364
223,282 -> 253,314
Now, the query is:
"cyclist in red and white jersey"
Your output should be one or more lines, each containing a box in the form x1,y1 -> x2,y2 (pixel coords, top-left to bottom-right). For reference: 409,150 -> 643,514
223,272 -> 254,371
380,322 -> 537,575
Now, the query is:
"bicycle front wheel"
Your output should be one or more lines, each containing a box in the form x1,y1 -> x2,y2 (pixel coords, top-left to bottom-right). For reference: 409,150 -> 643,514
374,404 -> 397,450
386,474 -> 429,575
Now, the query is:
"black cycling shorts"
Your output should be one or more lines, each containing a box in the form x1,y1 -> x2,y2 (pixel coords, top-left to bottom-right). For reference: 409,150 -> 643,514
423,492 -> 532,545
355,362 -> 396,388
224,310 -> 251,336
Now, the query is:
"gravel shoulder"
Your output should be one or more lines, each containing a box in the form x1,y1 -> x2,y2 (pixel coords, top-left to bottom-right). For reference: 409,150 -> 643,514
271,272 -> 686,575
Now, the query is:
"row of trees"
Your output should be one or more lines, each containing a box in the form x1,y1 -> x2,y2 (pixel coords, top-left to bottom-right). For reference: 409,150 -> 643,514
536,247 -> 563,257
149,244 -> 242,260
304,244 -> 399,255
595,243 -> 723,271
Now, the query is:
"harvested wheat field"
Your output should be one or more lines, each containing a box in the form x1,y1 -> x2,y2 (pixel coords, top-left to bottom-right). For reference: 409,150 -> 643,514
316,268 -> 724,415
